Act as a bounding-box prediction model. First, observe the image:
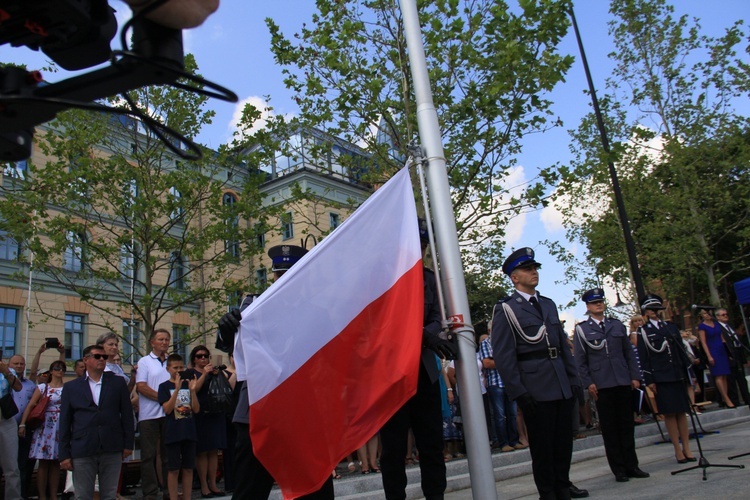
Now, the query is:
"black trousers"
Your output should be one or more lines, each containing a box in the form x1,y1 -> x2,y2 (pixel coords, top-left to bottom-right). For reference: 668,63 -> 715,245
231,422 -> 333,500
727,362 -> 750,406
17,432 -> 35,499
595,385 -> 638,475
524,397 -> 574,500
380,363 -> 446,500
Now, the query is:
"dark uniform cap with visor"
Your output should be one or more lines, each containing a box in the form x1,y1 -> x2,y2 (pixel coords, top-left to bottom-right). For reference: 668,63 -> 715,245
582,288 -> 606,303
502,247 -> 541,275
640,293 -> 666,311
268,245 -> 307,272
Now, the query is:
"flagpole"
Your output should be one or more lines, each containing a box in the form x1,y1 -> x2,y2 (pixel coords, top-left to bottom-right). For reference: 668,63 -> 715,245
399,1 -> 497,498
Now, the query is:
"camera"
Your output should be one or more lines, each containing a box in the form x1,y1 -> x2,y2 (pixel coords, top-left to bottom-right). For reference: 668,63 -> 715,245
45,337 -> 59,348
215,364 -> 227,371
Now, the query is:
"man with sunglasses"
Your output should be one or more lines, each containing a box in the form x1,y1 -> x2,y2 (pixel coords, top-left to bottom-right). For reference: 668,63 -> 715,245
574,288 -> 648,483
59,345 -> 134,499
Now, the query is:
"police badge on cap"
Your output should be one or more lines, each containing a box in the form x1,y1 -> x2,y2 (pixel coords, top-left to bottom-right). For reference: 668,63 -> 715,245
502,247 -> 541,275
640,293 -> 666,311
267,245 -> 307,272
582,288 -> 605,303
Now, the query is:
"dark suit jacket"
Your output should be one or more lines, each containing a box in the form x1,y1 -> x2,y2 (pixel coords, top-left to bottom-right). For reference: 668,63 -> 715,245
635,321 -> 689,386
491,291 -> 579,402
59,371 -> 135,461
575,317 -> 640,389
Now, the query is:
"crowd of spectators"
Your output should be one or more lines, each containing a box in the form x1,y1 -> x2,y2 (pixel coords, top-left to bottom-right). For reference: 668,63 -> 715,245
2,299 -> 749,498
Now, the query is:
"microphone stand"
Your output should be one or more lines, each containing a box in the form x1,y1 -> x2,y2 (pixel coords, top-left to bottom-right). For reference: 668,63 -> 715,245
670,358 -> 744,479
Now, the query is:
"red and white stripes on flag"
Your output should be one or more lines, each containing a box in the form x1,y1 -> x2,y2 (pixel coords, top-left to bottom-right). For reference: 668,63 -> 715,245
234,167 -> 424,498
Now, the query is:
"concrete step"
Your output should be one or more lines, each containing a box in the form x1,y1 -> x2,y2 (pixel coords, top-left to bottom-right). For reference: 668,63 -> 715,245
240,405 -> 748,499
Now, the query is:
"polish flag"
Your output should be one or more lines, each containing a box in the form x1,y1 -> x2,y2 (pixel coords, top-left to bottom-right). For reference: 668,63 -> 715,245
234,167 -> 424,498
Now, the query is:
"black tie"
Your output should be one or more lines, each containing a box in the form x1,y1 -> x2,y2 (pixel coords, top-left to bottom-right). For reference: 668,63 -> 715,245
599,321 -> 605,331
529,296 -> 543,318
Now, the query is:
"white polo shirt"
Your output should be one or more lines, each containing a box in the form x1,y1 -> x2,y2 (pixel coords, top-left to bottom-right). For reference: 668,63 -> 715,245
136,352 -> 170,421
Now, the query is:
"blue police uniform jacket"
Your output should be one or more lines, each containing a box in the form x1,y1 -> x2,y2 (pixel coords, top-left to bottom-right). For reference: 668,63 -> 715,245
490,291 -> 579,402
635,320 -> 690,386
574,317 -> 640,390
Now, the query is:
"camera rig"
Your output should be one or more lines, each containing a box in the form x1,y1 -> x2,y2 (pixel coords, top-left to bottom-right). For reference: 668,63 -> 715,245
0,0 -> 238,161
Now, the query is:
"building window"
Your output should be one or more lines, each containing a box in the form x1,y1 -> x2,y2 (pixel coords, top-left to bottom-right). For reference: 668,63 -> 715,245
0,307 -> 19,357
168,252 -> 187,290
0,230 -> 20,261
122,320 -> 141,365
329,212 -> 341,229
223,193 -> 240,259
65,314 -> 85,360
3,160 -> 27,180
227,291 -> 242,312
169,187 -> 184,221
120,243 -> 139,280
255,268 -> 267,288
281,212 -> 294,241
63,231 -> 85,273
255,224 -> 266,249
172,325 -> 190,361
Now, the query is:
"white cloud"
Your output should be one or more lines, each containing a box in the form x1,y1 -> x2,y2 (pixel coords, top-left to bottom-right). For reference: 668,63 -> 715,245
226,95 -> 295,142
540,187 -> 567,233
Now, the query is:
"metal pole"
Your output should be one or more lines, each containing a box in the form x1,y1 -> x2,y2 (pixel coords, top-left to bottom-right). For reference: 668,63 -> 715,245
569,7 -> 646,304
399,1 -> 497,498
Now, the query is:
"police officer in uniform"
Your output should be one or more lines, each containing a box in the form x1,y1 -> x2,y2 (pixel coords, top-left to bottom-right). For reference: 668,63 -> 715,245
217,244 -> 335,500
379,218 -> 457,500
635,294 -> 695,463
491,247 -> 580,500
574,288 -> 649,482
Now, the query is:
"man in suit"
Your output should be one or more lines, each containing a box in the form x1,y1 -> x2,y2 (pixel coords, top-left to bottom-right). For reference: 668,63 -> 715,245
491,247 -> 581,500
59,344 -> 135,500
716,308 -> 750,407
574,288 -> 649,482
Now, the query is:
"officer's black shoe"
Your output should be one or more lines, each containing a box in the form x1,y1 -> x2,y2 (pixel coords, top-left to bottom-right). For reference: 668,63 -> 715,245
569,484 -> 589,498
615,473 -> 630,482
626,467 -> 650,478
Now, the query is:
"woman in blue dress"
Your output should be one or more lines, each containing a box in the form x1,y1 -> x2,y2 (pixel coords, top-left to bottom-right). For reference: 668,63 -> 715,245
697,308 -> 735,408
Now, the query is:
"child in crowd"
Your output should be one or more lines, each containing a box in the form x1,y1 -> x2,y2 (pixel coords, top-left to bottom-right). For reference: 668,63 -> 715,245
158,354 -> 199,500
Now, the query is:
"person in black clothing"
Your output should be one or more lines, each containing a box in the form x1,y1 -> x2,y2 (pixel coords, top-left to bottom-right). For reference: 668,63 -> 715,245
378,219 -> 457,500
218,244 -> 335,500
636,294 -> 695,463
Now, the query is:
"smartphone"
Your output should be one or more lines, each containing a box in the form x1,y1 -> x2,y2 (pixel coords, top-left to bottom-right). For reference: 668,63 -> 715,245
178,370 -> 192,380
45,337 -> 59,348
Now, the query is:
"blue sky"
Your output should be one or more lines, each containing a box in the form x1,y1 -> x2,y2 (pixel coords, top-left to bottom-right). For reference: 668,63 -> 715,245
4,0 -> 747,327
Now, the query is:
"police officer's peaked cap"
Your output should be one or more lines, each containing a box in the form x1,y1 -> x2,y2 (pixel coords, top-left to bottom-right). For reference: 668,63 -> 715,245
640,293 -> 666,311
268,245 -> 307,272
502,247 -> 541,275
582,288 -> 606,303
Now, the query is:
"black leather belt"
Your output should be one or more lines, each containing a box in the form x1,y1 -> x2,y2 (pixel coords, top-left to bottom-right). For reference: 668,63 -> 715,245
517,347 -> 558,361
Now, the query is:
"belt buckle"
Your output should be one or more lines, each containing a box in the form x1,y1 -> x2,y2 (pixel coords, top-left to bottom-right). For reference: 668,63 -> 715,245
548,347 -> 558,359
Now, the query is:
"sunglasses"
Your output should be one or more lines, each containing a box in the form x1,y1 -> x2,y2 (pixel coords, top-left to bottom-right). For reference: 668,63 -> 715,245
194,354 -> 210,359
51,366 -> 66,372
87,354 -> 109,360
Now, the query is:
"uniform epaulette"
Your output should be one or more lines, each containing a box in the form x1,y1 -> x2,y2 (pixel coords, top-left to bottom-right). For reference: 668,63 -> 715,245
576,320 -> 587,326
496,296 -> 512,304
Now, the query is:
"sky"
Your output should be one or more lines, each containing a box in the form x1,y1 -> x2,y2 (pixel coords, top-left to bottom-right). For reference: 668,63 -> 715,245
3,0 -> 748,328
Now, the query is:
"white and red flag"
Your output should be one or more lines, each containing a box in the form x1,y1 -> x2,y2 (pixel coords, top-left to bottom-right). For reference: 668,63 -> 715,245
234,167 -> 424,498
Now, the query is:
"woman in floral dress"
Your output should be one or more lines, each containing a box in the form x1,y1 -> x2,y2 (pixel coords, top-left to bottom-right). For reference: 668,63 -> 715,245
19,360 -> 66,500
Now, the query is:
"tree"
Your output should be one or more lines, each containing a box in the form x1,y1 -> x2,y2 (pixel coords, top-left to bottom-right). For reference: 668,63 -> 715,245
0,55 -> 268,356
548,0 -> 750,310
267,0 -> 572,242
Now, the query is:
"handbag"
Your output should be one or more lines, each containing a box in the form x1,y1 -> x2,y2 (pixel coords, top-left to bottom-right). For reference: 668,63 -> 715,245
0,392 -> 18,419
206,370 -> 233,414
26,384 -> 51,430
